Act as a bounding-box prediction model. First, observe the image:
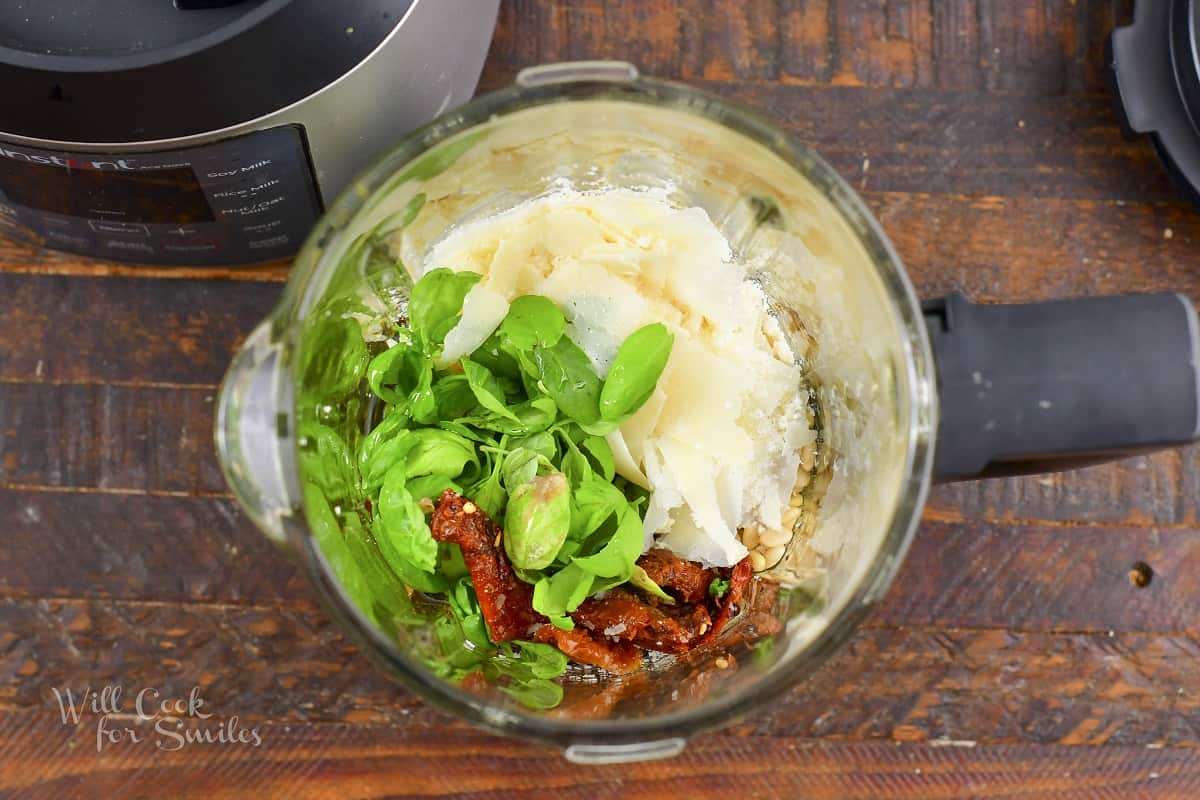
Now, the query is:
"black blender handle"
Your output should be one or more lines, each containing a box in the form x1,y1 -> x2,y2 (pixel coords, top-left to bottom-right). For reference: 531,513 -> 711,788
925,292 -> 1200,482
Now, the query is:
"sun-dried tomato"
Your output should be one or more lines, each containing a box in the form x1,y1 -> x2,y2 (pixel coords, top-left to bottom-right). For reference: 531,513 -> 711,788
430,489 -> 544,641
636,548 -> 718,605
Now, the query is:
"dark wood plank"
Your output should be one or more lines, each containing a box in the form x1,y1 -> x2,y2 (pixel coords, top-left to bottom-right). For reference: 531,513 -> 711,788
0,711 -> 1197,800
481,0 -> 1133,96
0,383 -> 225,495
0,274 -> 277,386
0,490 -> 309,608
6,597 -> 1200,747
875,520 -> 1197,632
0,236 -> 289,283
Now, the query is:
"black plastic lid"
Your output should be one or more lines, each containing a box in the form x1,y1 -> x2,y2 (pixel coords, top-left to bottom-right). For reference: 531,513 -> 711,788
0,0 -> 413,143
1110,0 -> 1200,206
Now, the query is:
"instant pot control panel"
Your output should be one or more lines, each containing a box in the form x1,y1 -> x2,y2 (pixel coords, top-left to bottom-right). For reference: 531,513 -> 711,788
0,125 -> 321,266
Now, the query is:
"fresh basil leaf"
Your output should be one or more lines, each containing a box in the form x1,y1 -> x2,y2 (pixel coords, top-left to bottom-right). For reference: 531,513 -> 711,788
560,442 -> 591,489
572,505 -> 643,579
448,578 -> 491,649
408,267 -> 482,346
437,419 -> 494,443
499,677 -> 563,710
298,423 -> 359,504
409,367 -> 438,424
532,562 -> 594,630
509,431 -> 557,462
438,541 -> 469,582
630,565 -> 675,603
568,477 -> 629,543
406,428 -> 478,480
511,641 -> 569,679
301,315 -> 369,398
407,474 -> 461,505
463,396 -> 557,435
361,428 -> 417,496
599,322 -> 674,421
359,410 -> 409,468
501,295 -> 566,351
377,463 -> 438,575
468,456 -> 507,519
532,336 -> 602,424
504,473 -> 571,570
432,374 -> 477,419
367,335 -> 427,407
581,435 -> 616,482
462,359 -> 519,421
501,447 -> 542,491
709,576 -> 732,599
470,331 -> 522,380
342,514 -> 429,626
305,482 -> 371,616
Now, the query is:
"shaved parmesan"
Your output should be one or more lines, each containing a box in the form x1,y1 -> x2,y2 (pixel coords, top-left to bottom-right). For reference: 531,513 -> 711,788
421,188 -> 815,567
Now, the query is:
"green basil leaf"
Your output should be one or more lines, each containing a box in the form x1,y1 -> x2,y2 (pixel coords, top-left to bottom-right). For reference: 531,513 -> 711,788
406,428 -> 478,480
359,410 -> 409,468
462,359 -> 519,421
599,322 -> 674,421
301,315 -> 369,398
498,677 -> 563,710
504,473 -> 571,570
462,395 -> 557,435
509,431 -> 557,462
438,541 -> 469,582
501,447 -> 542,491
572,505 -> 643,579
407,473 -> 461,506
500,295 -> 566,351
511,641 -> 569,679
470,331 -> 523,380
360,428 -> 417,496
367,334 -> 427,406
581,435 -> 616,482
409,367 -> 438,424
297,423 -> 359,504
448,578 -> 491,649
532,563 -> 594,630
377,464 -> 438,575
630,565 -> 675,604
305,482 -> 370,615
568,477 -> 628,543
408,267 -> 482,346
532,336 -> 602,424
432,374 -> 477,419
468,456 -> 507,519
708,576 -> 732,599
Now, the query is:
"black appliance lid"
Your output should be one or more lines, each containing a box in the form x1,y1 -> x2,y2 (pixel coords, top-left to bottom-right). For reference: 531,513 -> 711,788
1111,0 -> 1200,206
0,0 -> 414,143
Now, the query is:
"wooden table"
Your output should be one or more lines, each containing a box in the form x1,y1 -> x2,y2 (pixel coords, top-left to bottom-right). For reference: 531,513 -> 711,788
3,1 -> 1198,796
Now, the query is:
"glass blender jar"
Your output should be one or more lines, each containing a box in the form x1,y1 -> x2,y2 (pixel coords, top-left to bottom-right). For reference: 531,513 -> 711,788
217,62 -> 1200,762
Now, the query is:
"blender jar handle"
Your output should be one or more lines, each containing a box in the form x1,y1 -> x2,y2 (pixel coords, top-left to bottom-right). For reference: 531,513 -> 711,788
215,319 -> 301,546
925,291 -> 1200,482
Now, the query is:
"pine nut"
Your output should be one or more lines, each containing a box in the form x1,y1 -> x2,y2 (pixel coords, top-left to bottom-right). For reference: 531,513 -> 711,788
749,550 -> 767,572
799,443 -> 815,472
793,469 -> 811,492
782,505 -> 803,528
741,526 -> 760,549
763,545 -> 785,566
759,527 -> 792,548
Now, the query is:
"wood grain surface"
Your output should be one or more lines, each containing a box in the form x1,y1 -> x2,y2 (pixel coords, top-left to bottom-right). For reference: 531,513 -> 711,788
6,0 -> 1200,797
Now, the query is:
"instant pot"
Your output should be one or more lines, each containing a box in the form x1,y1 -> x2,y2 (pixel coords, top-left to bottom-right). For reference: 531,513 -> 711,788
0,0 -> 499,266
